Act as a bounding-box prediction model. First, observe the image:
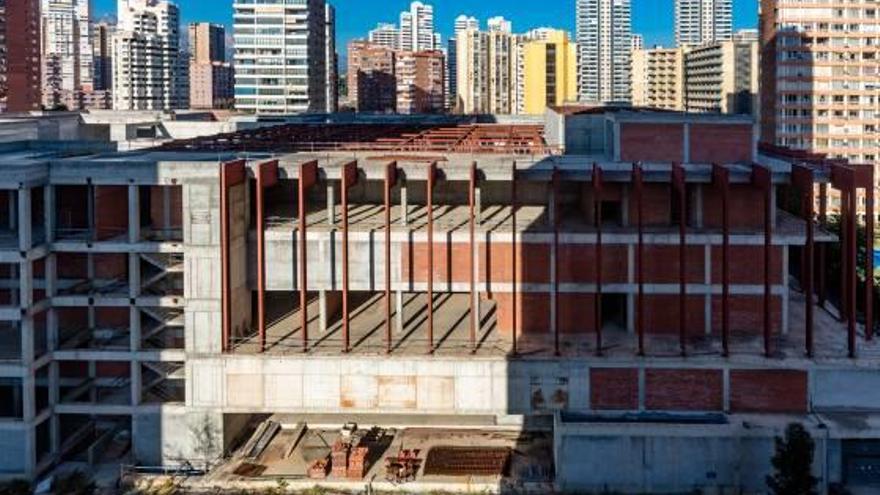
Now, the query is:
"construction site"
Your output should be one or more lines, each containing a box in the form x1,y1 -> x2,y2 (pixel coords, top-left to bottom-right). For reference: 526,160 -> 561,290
0,108 -> 878,493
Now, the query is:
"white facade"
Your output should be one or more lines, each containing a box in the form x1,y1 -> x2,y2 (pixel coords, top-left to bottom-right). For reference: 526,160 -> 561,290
631,33 -> 644,51
233,0 -> 333,114
454,15 -> 479,35
40,0 -> 93,107
368,23 -> 399,50
112,0 -> 187,110
487,16 -> 512,34
674,0 -> 732,47
399,1 -> 435,52
576,0 -> 632,104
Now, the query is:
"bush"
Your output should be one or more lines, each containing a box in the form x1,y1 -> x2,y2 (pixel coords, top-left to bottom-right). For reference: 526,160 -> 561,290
767,423 -> 819,495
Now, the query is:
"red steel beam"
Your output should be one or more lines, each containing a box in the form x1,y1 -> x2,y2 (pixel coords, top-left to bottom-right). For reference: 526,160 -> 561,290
341,161 -> 358,353
633,163 -> 645,356
792,165 -> 815,357
752,164 -> 773,358
866,170 -> 875,341
511,162 -> 518,357
672,162 -> 687,356
818,182 -> 828,307
255,160 -> 279,353
553,166 -> 561,356
427,162 -> 437,354
299,160 -> 318,352
712,164 -> 731,357
832,164 -> 858,357
220,160 -> 246,353
385,162 -> 398,354
593,163 -> 603,357
849,189 -> 858,357
469,161 -> 478,353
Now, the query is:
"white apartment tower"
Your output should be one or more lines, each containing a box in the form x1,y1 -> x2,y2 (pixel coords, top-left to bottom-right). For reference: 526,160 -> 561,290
448,15 -> 479,110
112,0 -> 187,110
487,16 -> 512,34
399,1 -> 435,52
233,0 -> 334,114
576,0 -> 633,104
369,23 -> 399,50
674,0 -> 732,47
456,28 -> 515,114
40,0 -> 93,109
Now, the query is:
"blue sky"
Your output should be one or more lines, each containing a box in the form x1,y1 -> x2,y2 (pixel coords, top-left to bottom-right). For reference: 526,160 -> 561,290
94,0 -> 758,51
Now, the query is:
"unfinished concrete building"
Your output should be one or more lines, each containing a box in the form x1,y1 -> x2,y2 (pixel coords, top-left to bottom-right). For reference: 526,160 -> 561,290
0,109 -> 877,492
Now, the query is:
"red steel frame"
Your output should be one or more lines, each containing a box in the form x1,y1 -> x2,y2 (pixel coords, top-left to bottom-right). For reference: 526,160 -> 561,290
298,160 -> 319,352
672,163 -> 687,356
427,162 -> 437,354
385,162 -> 398,354
341,161 -> 358,353
712,164 -> 731,357
818,183 -> 828,307
752,164 -> 773,358
855,165 -> 875,340
511,162 -> 518,356
553,166 -> 561,356
469,162 -> 478,353
255,160 -> 279,353
220,160 -> 246,353
593,163 -> 603,357
831,164 -> 858,357
792,165 -> 815,357
632,164 -> 645,356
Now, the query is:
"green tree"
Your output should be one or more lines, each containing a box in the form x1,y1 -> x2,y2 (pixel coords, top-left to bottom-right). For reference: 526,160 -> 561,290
767,423 -> 819,495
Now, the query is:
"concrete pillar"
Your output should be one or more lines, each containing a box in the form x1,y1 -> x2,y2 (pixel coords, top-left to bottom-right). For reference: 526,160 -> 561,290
19,261 -> 33,311
400,183 -> 408,226
326,182 -> 336,226
128,185 -> 140,243
627,245 -> 635,333
130,306 -> 141,351
20,315 -> 34,366
18,188 -> 32,251
704,245 -> 712,335
48,362 -> 60,454
21,370 -> 36,479
129,253 -> 141,299
319,291 -> 329,334
683,123 -> 691,163
547,183 -> 556,228
131,362 -> 141,406
44,185 -> 55,244
782,246 -> 790,335
693,184 -> 704,228
396,291 -> 404,335
88,360 -> 97,403
8,189 -> 16,230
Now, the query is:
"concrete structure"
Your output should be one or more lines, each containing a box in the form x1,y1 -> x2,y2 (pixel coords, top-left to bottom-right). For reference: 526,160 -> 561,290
1,0 -> 42,113
188,24 -> 233,111
398,1 -> 435,52
674,0 -> 732,47
112,0 -> 187,111
455,29 -> 515,114
39,0 -> 93,110
233,0 -> 334,114
395,50 -> 445,114
632,47 -> 686,111
520,30 -> 578,115
368,23 -> 399,50
684,40 -> 758,115
346,41 -> 397,113
2,109 -> 876,493
576,0 -> 632,104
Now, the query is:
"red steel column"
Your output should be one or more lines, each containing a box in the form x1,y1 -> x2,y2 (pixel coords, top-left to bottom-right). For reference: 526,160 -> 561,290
753,165 -> 773,358
469,162 -> 478,353
841,188 -> 850,323
633,164 -> 645,356
866,171 -> 875,341
792,165 -> 815,357
220,160 -> 246,353
832,165 -> 858,357
298,161 -> 318,353
672,163 -> 687,356
818,182 -> 828,307
713,164 -> 731,357
341,161 -> 358,353
849,189 -> 858,357
385,162 -> 398,354
593,163 -> 603,357
255,160 -> 279,353
553,167 -> 561,356
427,162 -> 437,354
511,163 -> 518,357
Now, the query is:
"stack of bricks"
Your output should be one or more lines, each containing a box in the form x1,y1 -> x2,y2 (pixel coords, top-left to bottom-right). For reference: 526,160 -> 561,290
330,440 -> 349,478
347,446 -> 369,479
307,457 -> 329,479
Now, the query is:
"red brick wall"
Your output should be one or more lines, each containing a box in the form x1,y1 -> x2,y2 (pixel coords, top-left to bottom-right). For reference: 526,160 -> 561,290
645,369 -> 723,411
703,184 -> 766,230
95,307 -> 130,327
591,368 -> 639,410
642,295 -> 705,335
689,124 -> 754,164
481,242 -> 550,284
620,124 -> 684,163
641,245 -> 705,284
56,253 -> 88,279
711,246 -> 783,285
93,254 -> 127,280
402,242 -> 472,284
492,292 -> 550,335
96,361 -> 130,377
628,183 -> 673,226
150,186 -> 183,229
558,293 -> 596,334
711,295 -> 783,335
94,186 -> 128,240
558,245 -> 628,284
729,369 -> 808,413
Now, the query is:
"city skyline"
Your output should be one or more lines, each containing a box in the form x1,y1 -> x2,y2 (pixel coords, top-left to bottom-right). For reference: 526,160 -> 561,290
92,0 -> 760,58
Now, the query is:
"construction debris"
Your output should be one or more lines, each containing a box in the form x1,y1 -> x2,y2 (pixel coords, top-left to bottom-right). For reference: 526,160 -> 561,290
307,456 -> 330,479
423,446 -> 511,477
241,420 -> 281,460
384,449 -> 421,483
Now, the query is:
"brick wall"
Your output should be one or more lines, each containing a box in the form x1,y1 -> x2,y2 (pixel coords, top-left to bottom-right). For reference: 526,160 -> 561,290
627,183 -> 673,226
644,369 -> 723,411
492,292 -> 550,336
711,295 -> 783,334
689,124 -> 754,164
711,246 -> 783,285
558,245 -> 628,284
591,368 -> 639,410
620,124 -> 685,163
703,184 -> 766,229
642,295 -> 705,335
729,369 -> 807,413
94,186 -> 128,240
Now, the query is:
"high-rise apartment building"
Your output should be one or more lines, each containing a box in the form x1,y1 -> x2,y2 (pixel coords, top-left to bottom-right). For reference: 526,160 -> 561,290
368,23 -> 399,50
456,28 -> 515,114
576,0 -> 632,104
1,0 -> 42,112
189,23 -> 233,110
631,47 -> 686,110
347,40 -> 397,113
454,15 -> 479,34
675,0 -> 732,47
395,50 -> 445,114
92,21 -> 112,91
325,3 -> 337,113
40,0 -> 93,110
487,16 -> 512,34
520,29 -> 578,115
233,0 -> 335,114
448,15 -> 479,110
631,33 -> 644,51
761,0 -> 879,166
399,1 -> 435,52
684,40 -> 758,115
112,0 -> 187,110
